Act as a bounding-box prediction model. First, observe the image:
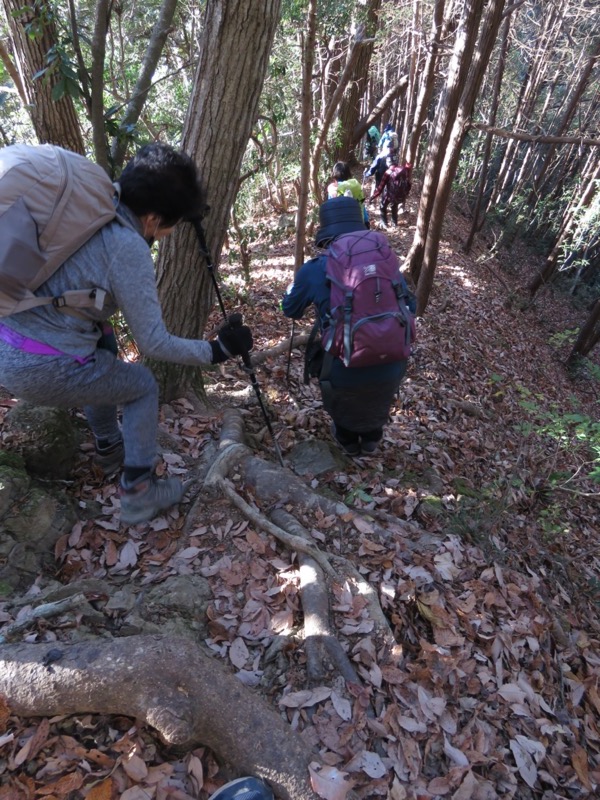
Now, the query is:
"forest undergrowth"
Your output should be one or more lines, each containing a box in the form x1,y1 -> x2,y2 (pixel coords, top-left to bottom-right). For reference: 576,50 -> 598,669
1,191 -> 600,800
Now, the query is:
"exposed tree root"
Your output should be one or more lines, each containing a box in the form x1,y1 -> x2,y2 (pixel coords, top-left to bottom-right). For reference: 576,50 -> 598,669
0,635 -> 320,800
251,332 -> 311,364
270,509 -> 360,685
207,410 -> 402,669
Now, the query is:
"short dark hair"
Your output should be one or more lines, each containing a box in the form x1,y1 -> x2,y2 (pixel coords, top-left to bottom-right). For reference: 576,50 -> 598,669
332,161 -> 352,182
119,143 -> 205,227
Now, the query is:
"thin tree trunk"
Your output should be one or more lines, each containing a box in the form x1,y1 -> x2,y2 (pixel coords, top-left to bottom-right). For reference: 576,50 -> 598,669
1,0 -> 84,152
294,0 -> 318,273
568,298 -> 600,361
528,158 -> 600,298
412,0 -> 507,313
406,0 -> 445,167
333,0 -> 382,163
110,0 -> 179,172
90,0 -> 110,171
310,36 -> 364,202
464,11 -> 511,251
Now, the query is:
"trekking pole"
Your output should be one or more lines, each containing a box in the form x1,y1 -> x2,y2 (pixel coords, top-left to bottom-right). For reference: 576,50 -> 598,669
285,319 -> 296,384
192,219 -> 285,468
193,218 -> 228,321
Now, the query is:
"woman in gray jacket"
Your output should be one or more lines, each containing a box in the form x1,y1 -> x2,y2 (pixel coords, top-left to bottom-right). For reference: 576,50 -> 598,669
0,143 -> 252,525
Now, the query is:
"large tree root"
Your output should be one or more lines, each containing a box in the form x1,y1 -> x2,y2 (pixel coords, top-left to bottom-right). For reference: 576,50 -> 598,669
0,635 -> 320,800
204,410 -> 402,665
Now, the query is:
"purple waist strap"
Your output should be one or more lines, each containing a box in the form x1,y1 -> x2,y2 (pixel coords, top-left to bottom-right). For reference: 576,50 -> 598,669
0,322 -> 94,365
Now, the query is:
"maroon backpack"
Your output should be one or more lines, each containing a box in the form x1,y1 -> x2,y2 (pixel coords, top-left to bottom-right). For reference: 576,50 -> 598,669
383,165 -> 411,204
322,230 -> 416,368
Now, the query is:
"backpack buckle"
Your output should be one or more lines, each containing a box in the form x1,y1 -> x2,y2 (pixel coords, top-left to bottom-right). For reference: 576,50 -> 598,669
52,295 -> 67,308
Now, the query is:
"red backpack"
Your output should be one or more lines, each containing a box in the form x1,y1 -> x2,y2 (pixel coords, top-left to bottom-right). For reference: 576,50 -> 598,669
383,165 -> 411,204
322,230 -> 416,368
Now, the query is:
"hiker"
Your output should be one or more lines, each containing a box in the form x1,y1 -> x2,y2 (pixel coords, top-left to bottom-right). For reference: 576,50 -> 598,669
0,142 -> 253,525
371,160 -> 412,229
281,196 -> 415,457
364,125 -> 380,160
377,123 -> 399,161
326,161 -> 369,227
363,151 -> 389,197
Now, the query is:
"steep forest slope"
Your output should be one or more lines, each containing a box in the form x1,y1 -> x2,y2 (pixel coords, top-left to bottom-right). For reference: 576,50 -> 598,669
1,192 -> 599,799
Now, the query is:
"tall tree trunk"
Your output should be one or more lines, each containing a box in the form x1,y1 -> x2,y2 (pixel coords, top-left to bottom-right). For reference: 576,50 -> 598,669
294,0 -> 318,273
409,0 -> 507,314
528,157 -> 600,298
1,0 -> 84,152
90,0 -> 110,171
464,10 -> 511,251
406,0 -> 483,286
568,298 -> 600,361
485,3 -> 562,212
405,0 -> 445,167
333,0 -> 382,164
310,35 -> 364,201
527,36 -> 600,202
154,0 -> 282,401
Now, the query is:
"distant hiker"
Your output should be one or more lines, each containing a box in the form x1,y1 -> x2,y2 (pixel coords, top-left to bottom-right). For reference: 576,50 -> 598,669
0,142 -> 253,525
281,196 -> 416,457
364,125 -> 380,160
378,123 -> 399,162
363,152 -> 389,196
327,161 -> 369,227
371,160 -> 413,228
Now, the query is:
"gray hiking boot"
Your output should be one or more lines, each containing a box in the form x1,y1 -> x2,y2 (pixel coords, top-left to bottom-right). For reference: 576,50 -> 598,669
94,438 -> 124,476
119,473 -> 184,525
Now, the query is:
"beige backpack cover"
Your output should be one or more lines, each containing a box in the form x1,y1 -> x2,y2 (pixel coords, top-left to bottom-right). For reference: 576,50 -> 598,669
0,143 -> 119,316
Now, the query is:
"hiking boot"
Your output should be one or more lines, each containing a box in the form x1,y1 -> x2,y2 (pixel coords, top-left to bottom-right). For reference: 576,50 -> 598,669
94,438 -> 124,476
360,439 -> 379,455
330,424 -> 361,457
119,473 -> 184,525
209,777 -> 273,800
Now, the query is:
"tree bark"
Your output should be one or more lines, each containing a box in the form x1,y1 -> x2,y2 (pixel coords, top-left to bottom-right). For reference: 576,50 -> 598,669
90,0 -> 110,171
568,298 -> 600,361
294,0 -> 318,273
1,0 -> 84,152
406,0 -> 485,287
110,0 -> 179,172
310,36 -> 364,202
464,11 -> 511,251
409,0 -> 507,312
154,0 -> 282,400
333,0 -> 382,164
0,635 -> 319,800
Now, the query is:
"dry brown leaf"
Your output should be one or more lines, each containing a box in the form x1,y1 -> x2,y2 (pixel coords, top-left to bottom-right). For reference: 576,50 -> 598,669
84,778 -> 114,800
571,744 -> 591,790
35,771 -> 84,796
0,694 -> 11,734
121,753 -> 148,782
309,763 -> 355,800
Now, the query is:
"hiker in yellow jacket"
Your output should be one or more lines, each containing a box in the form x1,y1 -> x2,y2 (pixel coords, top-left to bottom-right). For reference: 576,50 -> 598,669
326,161 -> 369,227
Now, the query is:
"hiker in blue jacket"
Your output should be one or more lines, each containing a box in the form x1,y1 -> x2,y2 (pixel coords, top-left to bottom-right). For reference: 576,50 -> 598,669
281,196 -> 415,457
0,143 -> 253,525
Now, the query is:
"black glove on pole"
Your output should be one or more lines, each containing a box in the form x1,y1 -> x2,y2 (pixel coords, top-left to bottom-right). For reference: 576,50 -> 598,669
192,220 -> 285,468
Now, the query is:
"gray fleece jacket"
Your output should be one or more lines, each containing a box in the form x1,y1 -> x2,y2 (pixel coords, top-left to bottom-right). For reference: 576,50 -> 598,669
2,205 -> 213,365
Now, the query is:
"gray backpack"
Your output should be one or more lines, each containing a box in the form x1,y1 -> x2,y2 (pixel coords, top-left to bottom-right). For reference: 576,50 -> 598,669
0,143 -> 119,317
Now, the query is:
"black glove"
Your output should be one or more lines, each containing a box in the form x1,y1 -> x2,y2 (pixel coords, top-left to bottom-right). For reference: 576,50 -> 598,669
210,314 -> 253,364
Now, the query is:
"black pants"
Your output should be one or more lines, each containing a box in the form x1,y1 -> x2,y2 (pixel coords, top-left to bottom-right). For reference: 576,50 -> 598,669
333,423 -> 383,446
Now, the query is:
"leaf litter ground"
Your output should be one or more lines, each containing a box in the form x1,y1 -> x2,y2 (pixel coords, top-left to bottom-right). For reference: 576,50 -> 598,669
1,196 -> 599,800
